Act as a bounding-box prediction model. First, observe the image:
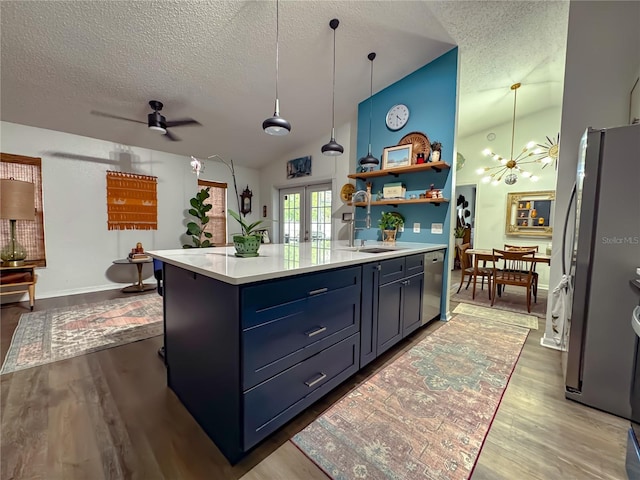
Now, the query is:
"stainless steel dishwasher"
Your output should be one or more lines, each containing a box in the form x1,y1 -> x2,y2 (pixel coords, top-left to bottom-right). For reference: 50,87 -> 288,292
421,249 -> 445,325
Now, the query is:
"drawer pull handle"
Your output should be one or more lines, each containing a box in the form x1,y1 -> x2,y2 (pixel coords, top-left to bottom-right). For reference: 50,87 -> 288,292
308,287 -> 328,296
305,326 -> 327,337
304,372 -> 327,387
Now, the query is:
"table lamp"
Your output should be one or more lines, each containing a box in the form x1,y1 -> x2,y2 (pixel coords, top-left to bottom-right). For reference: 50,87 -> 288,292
1,178 -> 35,266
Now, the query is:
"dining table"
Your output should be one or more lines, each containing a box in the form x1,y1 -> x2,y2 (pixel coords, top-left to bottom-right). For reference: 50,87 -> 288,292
466,248 -> 551,299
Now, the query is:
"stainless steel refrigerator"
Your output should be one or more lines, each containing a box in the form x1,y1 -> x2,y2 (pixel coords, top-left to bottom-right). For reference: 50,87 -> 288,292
563,123 -> 640,419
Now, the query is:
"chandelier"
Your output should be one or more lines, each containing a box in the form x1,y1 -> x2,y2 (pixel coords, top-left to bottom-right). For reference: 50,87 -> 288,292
476,83 -> 544,185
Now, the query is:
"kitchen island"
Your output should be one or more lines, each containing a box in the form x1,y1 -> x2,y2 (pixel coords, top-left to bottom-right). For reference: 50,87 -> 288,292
149,241 -> 447,463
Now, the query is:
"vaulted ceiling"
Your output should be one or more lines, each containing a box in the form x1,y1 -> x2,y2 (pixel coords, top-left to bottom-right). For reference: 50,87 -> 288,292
0,1 -> 568,167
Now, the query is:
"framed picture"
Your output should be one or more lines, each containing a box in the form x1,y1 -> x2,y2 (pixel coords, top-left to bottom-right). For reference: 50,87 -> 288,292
382,144 -> 413,170
505,190 -> 555,237
287,155 -> 312,179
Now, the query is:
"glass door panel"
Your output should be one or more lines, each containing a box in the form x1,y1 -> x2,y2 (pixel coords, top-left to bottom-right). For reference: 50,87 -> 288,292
280,183 -> 332,245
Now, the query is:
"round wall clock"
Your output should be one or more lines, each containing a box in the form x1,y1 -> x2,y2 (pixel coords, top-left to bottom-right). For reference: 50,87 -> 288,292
385,104 -> 410,131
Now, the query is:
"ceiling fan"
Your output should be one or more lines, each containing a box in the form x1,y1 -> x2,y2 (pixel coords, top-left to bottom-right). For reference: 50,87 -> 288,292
91,100 -> 201,141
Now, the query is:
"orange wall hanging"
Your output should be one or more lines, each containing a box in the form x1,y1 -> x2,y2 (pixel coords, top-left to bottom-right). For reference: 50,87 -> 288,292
106,171 -> 157,230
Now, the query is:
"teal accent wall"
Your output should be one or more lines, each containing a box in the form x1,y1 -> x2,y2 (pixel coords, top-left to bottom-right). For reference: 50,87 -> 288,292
355,47 -> 458,317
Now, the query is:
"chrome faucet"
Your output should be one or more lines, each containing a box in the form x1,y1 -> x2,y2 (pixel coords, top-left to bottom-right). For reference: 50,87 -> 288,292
349,189 -> 371,247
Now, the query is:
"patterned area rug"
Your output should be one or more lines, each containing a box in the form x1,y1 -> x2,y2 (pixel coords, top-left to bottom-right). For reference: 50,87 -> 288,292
450,282 -> 547,319
1,295 -> 163,375
291,314 -> 529,480
452,303 -> 538,330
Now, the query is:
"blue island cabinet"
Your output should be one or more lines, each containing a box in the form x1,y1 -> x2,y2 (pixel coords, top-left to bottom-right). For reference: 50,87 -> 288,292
162,262 -> 361,464
360,253 -> 426,367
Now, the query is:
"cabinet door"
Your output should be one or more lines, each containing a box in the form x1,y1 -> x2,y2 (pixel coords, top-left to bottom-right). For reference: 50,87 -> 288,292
360,262 -> 380,367
377,279 -> 403,355
402,272 -> 424,337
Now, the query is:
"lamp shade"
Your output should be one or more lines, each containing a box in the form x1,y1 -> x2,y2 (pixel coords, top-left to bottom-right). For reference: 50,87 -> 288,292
1,179 -> 35,220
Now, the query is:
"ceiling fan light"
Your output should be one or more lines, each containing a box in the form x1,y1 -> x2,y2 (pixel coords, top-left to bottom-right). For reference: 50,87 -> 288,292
149,125 -> 167,134
322,137 -> 344,156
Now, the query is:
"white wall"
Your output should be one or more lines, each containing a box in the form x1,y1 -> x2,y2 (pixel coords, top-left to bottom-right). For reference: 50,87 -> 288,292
542,0 -> 640,349
456,106 -> 562,288
1,121 -> 260,300
258,119 -> 356,244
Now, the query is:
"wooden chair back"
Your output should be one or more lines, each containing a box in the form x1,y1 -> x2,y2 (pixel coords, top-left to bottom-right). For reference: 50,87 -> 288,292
457,243 -> 472,270
491,248 -> 536,285
504,244 -> 539,271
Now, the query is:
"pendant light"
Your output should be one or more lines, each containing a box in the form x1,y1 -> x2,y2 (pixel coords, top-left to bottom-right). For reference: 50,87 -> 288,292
358,52 -> 379,168
262,0 -> 291,136
321,19 -> 343,156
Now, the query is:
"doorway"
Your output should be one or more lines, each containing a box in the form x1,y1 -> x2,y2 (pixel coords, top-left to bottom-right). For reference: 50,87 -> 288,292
455,184 -> 477,243
279,183 -> 332,244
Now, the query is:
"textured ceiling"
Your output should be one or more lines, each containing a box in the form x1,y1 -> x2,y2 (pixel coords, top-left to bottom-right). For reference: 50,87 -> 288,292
0,1 -> 568,168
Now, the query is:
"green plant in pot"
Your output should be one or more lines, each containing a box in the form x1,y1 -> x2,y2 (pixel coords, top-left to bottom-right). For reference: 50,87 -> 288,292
454,226 -> 466,245
228,209 -> 266,257
183,187 -> 214,248
379,211 -> 404,243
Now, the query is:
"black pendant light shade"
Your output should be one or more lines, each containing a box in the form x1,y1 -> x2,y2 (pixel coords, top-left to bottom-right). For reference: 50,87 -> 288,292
359,52 -> 379,168
263,0 -> 290,135
322,18 -> 343,156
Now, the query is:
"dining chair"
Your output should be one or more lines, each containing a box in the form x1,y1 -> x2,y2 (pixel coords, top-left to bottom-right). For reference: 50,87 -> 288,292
456,243 -> 493,299
491,248 -> 536,313
503,244 -> 539,302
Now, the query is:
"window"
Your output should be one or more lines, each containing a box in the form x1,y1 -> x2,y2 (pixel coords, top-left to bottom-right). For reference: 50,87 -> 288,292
0,153 -> 46,266
198,180 -> 227,246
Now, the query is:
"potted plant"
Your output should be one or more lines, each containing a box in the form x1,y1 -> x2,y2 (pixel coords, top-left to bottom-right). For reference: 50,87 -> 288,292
183,187 -> 214,248
379,211 -> 404,243
454,226 -> 466,245
228,209 -> 266,257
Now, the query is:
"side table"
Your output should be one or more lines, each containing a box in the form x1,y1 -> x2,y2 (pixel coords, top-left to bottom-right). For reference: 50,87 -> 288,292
0,264 -> 37,310
113,258 -> 156,293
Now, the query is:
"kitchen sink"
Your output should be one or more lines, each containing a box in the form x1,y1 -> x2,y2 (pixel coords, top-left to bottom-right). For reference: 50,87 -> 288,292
358,247 -> 400,253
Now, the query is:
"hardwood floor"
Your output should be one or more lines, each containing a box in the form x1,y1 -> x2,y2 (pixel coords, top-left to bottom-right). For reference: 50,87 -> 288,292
0,292 -> 629,479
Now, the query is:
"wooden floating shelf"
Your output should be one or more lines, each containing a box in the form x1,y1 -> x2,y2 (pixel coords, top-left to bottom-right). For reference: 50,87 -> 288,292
349,198 -> 449,207
347,161 -> 451,180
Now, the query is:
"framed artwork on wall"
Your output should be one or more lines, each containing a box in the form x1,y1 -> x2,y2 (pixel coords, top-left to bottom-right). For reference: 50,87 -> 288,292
286,155 -> 312,179
505,190 -> 555,237
382,144 -> 412,170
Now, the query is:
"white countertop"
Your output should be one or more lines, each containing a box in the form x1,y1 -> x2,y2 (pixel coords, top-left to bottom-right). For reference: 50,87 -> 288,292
148,241 -> 447,285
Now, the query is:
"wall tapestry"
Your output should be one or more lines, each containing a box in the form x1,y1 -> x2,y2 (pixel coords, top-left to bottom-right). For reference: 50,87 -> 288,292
106,171 -> 157,230
286,155 -> 312,179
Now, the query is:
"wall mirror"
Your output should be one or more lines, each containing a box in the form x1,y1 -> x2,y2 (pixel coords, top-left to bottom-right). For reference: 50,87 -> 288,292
505,190 -> 555,237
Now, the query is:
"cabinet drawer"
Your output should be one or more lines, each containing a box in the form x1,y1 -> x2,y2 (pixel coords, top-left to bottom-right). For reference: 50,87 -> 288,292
242,293 -> 359,389
243,333 -> 359,450
406,253 -> 425,276
379,257 -> 405,285
241,266 -> 361,329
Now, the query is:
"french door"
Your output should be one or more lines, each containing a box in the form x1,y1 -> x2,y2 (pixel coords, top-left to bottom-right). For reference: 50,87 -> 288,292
280,183 -> 332,245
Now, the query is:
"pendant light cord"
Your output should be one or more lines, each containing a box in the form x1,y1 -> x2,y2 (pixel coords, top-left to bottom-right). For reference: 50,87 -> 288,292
331,25 -> 336,135
274,0 -> 280,108
368,56 -> 374,152
510,86 -> 517,161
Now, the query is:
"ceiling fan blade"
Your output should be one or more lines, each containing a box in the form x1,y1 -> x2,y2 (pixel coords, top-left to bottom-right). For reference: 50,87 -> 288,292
163,129 -> 180,141
90,110 -> 146,124
164,118 -> 201,128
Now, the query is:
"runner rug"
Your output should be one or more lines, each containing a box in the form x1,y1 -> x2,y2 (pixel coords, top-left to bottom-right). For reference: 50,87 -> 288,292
1,295 -> 162,375
452,303 -> 538,330
450,282 -> 547,319
291,314 -> 529,480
